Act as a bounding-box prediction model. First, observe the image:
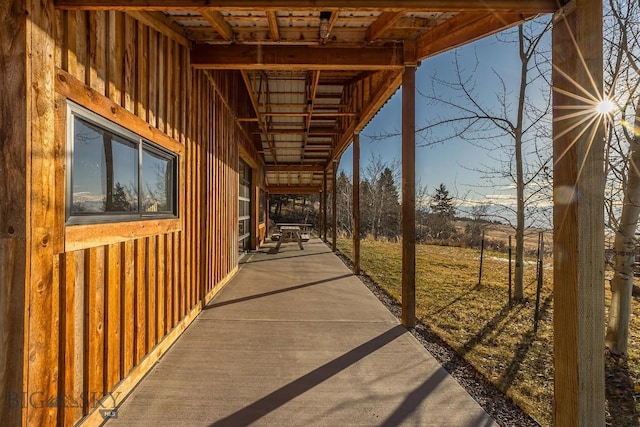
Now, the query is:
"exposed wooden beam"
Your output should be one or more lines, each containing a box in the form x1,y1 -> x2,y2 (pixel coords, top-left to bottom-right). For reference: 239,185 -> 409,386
366,11 -> 405,41
322,172 -> 328,241
191,44 -> 404,70
327,69 -> 403,167
416,11 -> 535,60
240,70 -> 276,162
200,10 -> 234,41
54,1 -> 559,14
266,185 -> 321,194
127,11 -> 191,47
266,11 -> 280,41
265,164 -> 325,172
254,111 -> 357,117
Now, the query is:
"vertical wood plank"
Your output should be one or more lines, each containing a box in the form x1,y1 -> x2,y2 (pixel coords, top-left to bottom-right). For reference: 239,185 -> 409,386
146,236 -> 157,351
107,11 -> 124,106
157,35 -> 166,133
105,243 -> 121,391
24,1 -> 58,423
136,23 -> 148,121
165,233 -> 173,332
148,29 -> 158,128
173,233 -> 180,322
123,14 -> 136,114
88,11 -> 106,96
73,251 -> 85,416
84,247 -> 105,410
165,38 -> 174,138
134,239 -> 147,364
121,240 -> 134,375
156,234 -> 166,341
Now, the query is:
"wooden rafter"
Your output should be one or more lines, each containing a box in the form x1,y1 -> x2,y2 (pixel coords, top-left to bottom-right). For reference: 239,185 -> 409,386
200,10 -> 234,41
366,11 -> 405,41
416,11 -> 535,60
266,11 -> 280,41
266,185 -> 321,194
266,164 -> 325,172
327,69 -> 403,167
54,0 -> 559,13
127,11 -> 191,47
191,45 -> 404,70
240,70 -> 277,162
302,70 -> 321,162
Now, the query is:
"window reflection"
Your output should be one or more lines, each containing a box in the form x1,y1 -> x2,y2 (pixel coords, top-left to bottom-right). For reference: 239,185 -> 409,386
72,118 -> 138,214
142,148 -> 173,213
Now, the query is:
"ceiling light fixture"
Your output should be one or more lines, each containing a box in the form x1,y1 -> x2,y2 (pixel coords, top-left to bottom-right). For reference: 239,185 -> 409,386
319,11 -> 332,40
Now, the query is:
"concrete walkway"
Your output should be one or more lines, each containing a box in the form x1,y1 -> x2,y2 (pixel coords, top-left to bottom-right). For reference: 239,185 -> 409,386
108,239 -> 496,427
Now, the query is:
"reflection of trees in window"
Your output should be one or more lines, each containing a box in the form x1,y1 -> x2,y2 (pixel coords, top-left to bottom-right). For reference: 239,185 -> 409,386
68,106 -> 177,223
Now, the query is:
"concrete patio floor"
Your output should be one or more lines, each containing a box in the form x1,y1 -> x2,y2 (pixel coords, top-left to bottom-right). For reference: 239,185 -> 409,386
107,238 -> 496,427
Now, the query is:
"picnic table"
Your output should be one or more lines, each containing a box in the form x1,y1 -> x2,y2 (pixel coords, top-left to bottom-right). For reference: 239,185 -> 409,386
272,223 -> 311,250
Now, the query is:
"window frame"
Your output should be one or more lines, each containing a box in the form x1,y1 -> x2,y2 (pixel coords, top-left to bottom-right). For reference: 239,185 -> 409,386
66,101 -> 179,225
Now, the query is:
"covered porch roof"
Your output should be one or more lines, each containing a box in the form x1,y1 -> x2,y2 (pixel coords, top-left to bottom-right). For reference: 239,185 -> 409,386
56,0 -> 560,194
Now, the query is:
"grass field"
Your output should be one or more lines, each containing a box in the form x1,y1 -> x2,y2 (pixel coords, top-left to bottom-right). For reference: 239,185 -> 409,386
336,238 -> 640,426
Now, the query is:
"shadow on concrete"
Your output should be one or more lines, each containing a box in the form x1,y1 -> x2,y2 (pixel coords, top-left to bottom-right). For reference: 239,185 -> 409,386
379,368 -> 449,426
208,325 -> 407,427
203,273 -> 354,309
242,251 -> 322,264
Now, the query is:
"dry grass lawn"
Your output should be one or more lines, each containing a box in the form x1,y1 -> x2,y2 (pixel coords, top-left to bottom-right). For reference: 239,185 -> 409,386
336,238 -> 640,426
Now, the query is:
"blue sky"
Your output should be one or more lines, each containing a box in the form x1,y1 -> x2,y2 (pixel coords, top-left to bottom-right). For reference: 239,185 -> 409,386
337,22 -> 552,216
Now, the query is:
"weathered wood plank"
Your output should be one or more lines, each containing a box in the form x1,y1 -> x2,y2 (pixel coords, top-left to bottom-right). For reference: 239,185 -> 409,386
123,13 -> 136,114
84,246 -> 105,410
136,23 -> 148,121
107,11 -> 124,105
88,11 -> 107,95
148,28 -> 158,127
121,240 -> 134,375
146,236 -> 157,350
156,234 -> 166,340
165,233 -> 173,331
24,1 -> 58,424
105,243 -> 121,390
135,239 -> 147,363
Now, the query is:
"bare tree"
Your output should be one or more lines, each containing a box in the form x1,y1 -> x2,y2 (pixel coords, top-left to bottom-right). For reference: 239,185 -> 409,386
604,0 -> 640,356
411,20 -> 553,301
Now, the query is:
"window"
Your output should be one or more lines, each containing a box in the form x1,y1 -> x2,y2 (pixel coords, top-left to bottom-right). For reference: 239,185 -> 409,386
239,159 -> 252,254
67,102 -> 178,224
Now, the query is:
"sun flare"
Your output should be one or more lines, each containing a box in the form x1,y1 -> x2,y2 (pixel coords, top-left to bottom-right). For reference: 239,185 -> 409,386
596,98 -> 616,115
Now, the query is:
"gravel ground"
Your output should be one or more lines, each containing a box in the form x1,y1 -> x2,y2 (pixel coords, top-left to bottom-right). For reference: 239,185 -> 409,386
334,250 -> 541,427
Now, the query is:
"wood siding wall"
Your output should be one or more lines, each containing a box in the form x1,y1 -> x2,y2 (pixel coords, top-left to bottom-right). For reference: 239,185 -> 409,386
0,7 -> 262,426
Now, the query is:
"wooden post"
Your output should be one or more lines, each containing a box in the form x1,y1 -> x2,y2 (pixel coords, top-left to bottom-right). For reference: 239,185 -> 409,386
322,171 -> 328,242
478,230 -> 485,286
0,0 -> 56,425
552,0 -> 605,425
353,132 -> 361,275
332,164 -> 338,252
401,58 -> 416,328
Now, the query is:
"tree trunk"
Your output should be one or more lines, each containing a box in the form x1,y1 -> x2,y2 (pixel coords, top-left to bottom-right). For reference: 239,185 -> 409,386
606,99 -> 640,356
513,25 -> 527,301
